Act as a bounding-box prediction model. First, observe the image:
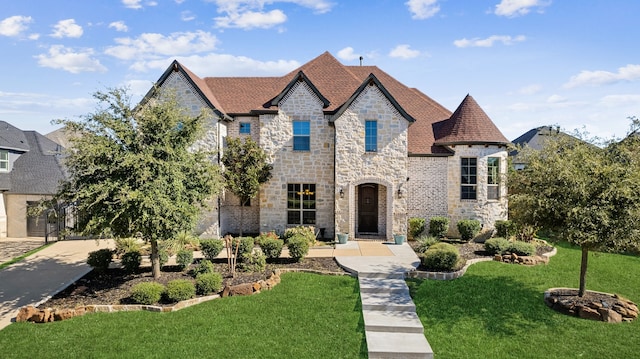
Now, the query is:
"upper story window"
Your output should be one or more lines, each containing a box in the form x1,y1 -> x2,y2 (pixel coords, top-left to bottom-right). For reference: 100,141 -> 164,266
461,157 -> 477,200
287,183 -> 316,225
365,120 -> 377,152
487,157 -> 500,200
239,122 -> 251,134
0,150 -> 8,171
293,120 -> 310,151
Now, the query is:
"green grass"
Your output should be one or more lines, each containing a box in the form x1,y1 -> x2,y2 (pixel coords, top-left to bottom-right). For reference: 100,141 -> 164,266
0,273 -> 367,359
408,242 -> 640,359
0,243 -> 54,270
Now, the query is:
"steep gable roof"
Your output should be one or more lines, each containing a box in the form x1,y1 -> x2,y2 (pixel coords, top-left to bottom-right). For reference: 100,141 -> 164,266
0,121 -> 30,152
434,94 -> 509,146
10,131 -> 66,194
269,71 -> 330,108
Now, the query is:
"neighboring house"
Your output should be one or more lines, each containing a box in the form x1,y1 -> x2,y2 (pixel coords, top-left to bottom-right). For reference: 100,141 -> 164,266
510,126 -> 581,170
146,52 -> 509,239
0,121 -> 66,237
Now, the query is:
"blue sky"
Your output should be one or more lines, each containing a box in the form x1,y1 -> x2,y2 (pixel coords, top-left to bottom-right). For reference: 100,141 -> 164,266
1,0 -> 639,141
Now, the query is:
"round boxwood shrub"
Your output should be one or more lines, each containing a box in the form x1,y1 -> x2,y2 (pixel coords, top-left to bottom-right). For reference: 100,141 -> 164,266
287,235 -> 310,262
195,272 -> 223,295
260,237 -> 284,260
231,237 -> 255,259
421,242 -> 460,271
164,279 -> 196,302
176,249 -> 193,270
507,241 -> 536,256
494,220 -> 516,239
130,282 -> 165,305
457,219 -> 481,241
200,239 -> 224,261
191,259 -> 214,277
484,237 -> 511,255
87,248 -> 114,272
428,216 -> 450,238
239,249 -> 267,272
408,217 -> 426,240
121,251 -> 142,273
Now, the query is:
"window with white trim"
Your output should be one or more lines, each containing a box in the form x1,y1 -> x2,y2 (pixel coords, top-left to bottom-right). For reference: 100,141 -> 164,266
0,150 -> 8,171
287,183 -> 316,225
487,157 -> 500,200
461,158 -> 477,200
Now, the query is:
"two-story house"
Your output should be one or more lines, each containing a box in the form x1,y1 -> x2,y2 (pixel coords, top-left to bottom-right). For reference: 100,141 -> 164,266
147,51 -> 509,240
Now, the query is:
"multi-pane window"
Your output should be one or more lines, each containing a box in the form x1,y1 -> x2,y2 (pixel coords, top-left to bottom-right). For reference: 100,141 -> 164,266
461,158 -> 477,200
487,157 -> 500,200
239,122 -> 251,134
287,183 -> 316,225
365,120 -> 377,152
293,121 -> 310,151
0,150 -> 8,171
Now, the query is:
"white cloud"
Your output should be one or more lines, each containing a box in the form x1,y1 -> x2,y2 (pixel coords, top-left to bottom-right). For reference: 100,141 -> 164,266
337,47 -> 360,61
405,0 -> 440,19
35,45 -> 107,73
50,19 -> 83,38
546,94 -> 566,103
215,9 -> 287,29
599,94 -> 640,107
453,35 -> 525,48
0,15 -> 33,37
564,64 -> 640,88
518,84 -> 542,95
494,0 -> 550,17
181,11 -> 196,21
28,33 -> 40,40
105,31 -> 219,60
108,21 -> 128,32
175,0 -> 186,4
130,53 -> 299,76
122,79 -> 155,97
389,44 -> 420,59
122,0 -> 142,9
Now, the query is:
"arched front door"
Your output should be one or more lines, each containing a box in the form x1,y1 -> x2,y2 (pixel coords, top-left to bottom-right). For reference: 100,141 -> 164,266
358,183 -> 378,234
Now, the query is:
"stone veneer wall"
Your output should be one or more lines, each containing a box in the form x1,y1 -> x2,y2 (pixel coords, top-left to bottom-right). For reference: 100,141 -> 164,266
445,145 -> 508,236
407,156 -> 449,225
258,81 -> 335,237
334,84 -> 409,239
161,71 -> 225,238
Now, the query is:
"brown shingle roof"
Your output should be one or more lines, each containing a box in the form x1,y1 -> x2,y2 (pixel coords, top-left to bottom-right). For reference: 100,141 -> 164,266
434,94 -> 509,146
164,52 -> 505,155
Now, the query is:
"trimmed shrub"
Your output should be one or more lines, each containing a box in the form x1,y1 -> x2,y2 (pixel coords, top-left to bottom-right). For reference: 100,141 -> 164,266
114,237 -> 142,258
421,242 -> 460,271
415,235 -> 440,254
484,237 -> 511,255
494,220 -> 516,239
121,251 -> 142,273
176,249 -> 193,270
191,259 -> 214,277
231,237 -> 255,259
429,216 -> 450,238
254,231 -> 279,247
260,237 -> 284,260
457,219 -> 481,241
507,241 -> 536,256
164,279 -> 196,302
158,248 -> 169,268
87,248 -> 113,272
283,226 -> 315,246
239,249 -> 267,272
408,217 -> 426,240
195,272 -> 223,295
287,235 -> 310,262
200,239 -> 224,261
130,282 -> 164,305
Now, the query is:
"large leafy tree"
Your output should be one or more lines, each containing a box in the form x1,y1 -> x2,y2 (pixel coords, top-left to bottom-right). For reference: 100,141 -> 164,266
221,137 -> 272,237
509,121 -> 640,296
56,88 -> 220,278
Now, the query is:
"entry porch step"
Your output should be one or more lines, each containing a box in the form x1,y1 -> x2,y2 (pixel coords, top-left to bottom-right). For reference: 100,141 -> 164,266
366,331 -> 433,359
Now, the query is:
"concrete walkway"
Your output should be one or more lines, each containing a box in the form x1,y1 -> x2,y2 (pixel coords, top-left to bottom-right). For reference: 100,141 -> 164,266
0,239 -> 114,330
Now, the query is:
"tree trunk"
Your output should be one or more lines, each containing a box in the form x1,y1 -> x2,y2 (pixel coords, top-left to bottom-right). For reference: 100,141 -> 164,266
239,198 -> 245,237
150,239 -> 161,279
578,246 -> 589,297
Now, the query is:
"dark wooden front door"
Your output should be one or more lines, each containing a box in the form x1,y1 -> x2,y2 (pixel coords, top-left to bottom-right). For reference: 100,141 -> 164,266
358,184 -> 378,233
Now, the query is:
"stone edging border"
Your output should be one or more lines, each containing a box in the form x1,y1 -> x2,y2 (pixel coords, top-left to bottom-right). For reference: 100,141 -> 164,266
16,268 -> 349,323
406,246 -> 558,281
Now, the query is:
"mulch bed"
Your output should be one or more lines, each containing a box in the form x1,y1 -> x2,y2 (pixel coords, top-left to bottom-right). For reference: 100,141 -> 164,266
39,257 -> 344,310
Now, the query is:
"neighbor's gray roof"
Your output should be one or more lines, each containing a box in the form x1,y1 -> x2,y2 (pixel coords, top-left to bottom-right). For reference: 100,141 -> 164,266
0,121 -> 30,152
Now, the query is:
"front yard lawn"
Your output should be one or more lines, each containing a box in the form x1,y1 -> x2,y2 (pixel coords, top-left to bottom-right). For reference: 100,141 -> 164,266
0,273 -> 367,359
408,242 -> 640,358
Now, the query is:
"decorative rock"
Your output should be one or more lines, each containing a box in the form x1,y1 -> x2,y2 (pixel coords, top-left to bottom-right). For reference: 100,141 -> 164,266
578,306 -> 602,321
228,283 -> 254,296
598,308 -> 623,323
16,306 -> 38,322
493,254 -> 502,262
252,282 -> 262,292
54,309 -> 75,321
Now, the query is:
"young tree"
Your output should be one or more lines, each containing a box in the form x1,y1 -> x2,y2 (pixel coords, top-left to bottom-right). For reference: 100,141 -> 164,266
55,88 -> 220,279
509,122 -> 640,296
221,137 -> 272,237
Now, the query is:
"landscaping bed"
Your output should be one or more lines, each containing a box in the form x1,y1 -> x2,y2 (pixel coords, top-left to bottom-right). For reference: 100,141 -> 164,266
39,257 -> 345,310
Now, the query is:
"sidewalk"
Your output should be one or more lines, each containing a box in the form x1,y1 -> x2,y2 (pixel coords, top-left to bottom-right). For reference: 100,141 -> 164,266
0,239 -> 114,330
